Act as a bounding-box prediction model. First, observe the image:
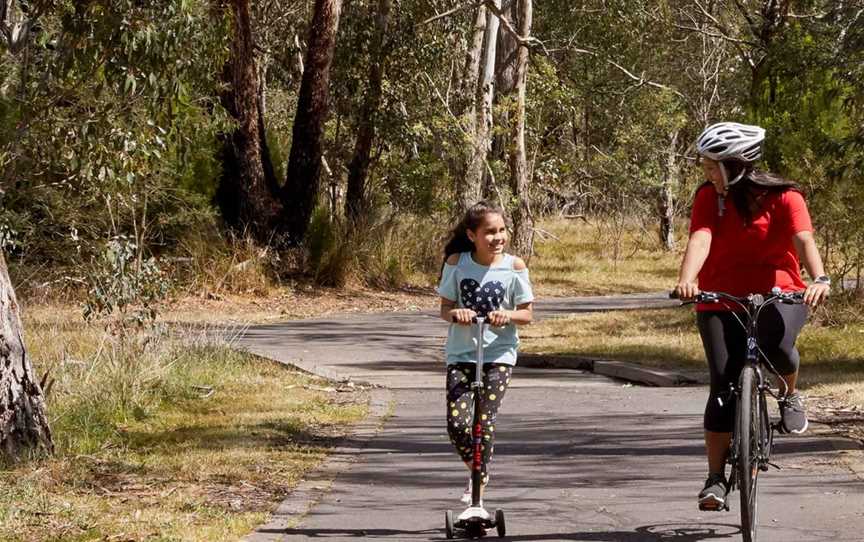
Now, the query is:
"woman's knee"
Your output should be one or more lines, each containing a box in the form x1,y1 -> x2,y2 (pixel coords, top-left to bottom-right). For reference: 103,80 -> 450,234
704,392 -> 735,432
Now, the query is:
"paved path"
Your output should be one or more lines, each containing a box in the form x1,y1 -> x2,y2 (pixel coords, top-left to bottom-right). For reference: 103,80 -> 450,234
237,296 -> 864,541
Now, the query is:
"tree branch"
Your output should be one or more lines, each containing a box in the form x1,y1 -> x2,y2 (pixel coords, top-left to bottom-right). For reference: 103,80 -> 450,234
482,0 -> 547,53
561,45 -> 687,102
419,0 -> 483,26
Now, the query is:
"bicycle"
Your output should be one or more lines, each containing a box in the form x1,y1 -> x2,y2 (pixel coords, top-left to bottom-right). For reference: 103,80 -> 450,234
672,287 -> 805,542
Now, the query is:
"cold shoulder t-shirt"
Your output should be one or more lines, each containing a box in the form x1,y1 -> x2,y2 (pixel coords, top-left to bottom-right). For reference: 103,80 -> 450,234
436,252 -> 534,365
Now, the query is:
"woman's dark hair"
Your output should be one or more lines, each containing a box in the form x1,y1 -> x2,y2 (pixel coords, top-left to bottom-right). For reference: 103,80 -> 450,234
723,161 -> 801,224
442,200 -> 505,265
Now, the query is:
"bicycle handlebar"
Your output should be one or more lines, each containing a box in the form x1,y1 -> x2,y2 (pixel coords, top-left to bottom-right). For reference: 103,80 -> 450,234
669,289 -> 805,308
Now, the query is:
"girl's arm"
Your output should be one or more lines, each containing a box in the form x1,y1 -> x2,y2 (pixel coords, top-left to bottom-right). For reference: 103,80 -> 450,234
488,303 -> 533,327
675,230 -> 712,299
793,230 -> 830,307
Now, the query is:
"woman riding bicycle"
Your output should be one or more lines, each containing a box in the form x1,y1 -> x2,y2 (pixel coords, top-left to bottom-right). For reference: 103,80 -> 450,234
674,122 -> 830,511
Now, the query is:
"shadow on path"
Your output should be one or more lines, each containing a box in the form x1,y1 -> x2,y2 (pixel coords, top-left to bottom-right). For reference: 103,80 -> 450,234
272,522 -> 740,541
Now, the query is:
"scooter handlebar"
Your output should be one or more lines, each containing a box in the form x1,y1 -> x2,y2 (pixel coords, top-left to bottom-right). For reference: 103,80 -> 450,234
451,315 -> 488,324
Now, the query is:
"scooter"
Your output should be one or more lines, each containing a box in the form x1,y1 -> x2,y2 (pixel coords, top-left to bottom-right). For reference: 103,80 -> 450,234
445,316 -> 506,539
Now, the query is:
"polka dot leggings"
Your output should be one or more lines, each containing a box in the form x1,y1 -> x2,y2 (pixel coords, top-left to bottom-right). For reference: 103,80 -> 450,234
446,363 -> 512,485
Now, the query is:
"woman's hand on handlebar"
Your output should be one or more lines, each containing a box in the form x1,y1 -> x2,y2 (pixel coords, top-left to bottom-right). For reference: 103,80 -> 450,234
674,281 -> 701,300
803,282 -> 829,308
450,308 -> 477,325
487,310 -> 512,327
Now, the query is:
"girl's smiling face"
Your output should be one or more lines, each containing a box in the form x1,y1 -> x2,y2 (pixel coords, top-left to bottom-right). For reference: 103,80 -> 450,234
701,158 -> 726,194
467,212 -> 507,257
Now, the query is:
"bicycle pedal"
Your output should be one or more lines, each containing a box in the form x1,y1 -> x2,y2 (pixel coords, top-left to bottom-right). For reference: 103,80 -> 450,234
768,462 -> 782,470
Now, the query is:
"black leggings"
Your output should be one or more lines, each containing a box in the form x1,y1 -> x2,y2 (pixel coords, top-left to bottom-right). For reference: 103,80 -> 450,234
446,363 -> 512,484
697,304 -> 808,432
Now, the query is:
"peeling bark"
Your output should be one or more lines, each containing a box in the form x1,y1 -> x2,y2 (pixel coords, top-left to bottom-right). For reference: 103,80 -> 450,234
659,129 -> 680,251
462,1 -> 501,212
0,251 -> 52,461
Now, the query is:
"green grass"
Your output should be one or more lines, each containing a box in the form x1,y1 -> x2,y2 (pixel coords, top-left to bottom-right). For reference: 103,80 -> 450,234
0,314 -> 367,541
530,218 -> 681,296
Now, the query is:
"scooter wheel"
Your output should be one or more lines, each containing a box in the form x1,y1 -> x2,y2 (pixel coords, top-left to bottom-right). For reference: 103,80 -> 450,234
495,509 -> 506,537
466,522 -> 485,539
445,510 -> 455,539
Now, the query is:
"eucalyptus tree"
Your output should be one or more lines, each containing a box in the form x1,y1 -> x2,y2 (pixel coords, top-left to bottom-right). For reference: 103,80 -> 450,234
0,0 -> 52,461
345,0 -> 392,224
282,0 -> 342,244
0,250 -> 52,461
508,0 -> 534,258
1,0 -> 227,266
216,0 -> 282,241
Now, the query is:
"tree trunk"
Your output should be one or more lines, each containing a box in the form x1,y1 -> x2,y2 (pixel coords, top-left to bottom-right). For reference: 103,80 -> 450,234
0,252 -> 53,461
489,0 -> 519,199
659,129 -> 680,251
281,0 -> 342,245
453,6 -> 487,212
345,0 -> 391,225
462,1 -> 500,212
509,0 -> 533,259
456,6 -> 487,117
216,0 -> 281,242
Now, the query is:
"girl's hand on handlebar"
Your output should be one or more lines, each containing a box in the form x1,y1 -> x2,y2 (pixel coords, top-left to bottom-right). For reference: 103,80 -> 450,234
674,281 -> 700,300
487,310 -> 511,327
450,308 -> 477,325
803,282 -> 829,308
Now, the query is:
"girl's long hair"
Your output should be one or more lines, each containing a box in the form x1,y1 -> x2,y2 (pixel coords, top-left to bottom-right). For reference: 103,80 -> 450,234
442,200 -> 505,266
723,161 -> 801,224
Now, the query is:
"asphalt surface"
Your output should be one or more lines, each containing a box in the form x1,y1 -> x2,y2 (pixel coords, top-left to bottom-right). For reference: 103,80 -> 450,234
237,296 -> 864,541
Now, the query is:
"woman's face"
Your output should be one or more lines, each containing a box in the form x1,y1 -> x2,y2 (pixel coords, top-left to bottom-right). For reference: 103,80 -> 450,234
701,158 -> 726,194
467,212 -> 508,256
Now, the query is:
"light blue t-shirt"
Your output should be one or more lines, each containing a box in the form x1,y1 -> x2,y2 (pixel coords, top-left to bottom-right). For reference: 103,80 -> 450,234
437,252 -> 535,366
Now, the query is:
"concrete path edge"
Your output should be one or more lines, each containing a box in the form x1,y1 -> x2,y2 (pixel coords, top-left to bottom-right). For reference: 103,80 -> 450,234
518,353 -> 707,386
243,387 -> 392,542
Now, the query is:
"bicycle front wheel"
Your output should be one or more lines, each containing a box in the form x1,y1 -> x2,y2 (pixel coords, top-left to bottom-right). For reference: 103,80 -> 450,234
736,365 -> 760,542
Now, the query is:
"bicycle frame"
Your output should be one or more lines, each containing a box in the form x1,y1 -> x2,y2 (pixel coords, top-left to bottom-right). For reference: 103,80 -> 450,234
675,289 -> 804,489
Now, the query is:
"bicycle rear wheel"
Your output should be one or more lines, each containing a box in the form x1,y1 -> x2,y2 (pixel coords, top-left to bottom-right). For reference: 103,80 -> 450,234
736,365 -> 761,542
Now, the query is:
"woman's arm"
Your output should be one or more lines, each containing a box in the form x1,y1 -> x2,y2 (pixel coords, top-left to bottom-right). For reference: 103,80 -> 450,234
793,230 -> 830,307
675,230 -> 712,298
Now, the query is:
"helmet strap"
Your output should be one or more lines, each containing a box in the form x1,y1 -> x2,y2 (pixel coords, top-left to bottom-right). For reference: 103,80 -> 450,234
724,163 -> 747,189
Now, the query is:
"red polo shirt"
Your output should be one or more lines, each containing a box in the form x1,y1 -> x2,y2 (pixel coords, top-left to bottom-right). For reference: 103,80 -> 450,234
689,183 -> 812,311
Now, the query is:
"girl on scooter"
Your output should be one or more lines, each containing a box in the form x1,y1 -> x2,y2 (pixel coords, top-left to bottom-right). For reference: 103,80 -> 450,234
437,200 -> 535,504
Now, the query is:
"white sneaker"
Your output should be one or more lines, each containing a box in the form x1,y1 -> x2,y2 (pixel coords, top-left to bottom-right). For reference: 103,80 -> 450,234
460,474 -> 489,505
460,479 -> 472,504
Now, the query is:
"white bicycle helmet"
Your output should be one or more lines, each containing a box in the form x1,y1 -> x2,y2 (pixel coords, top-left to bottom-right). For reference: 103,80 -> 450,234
696,122 -> 765,189
696,122 -> 765,162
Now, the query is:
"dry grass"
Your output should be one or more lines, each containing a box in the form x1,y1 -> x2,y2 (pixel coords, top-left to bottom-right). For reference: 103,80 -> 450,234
522,308 -> 704,368
0,309 -> 368,541
530,218 -> 681,297
525,218 -> 864,413
522,308 -> 864,408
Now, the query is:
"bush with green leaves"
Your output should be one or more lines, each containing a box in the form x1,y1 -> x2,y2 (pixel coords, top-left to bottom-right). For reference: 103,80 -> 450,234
83,235 -> 169,326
